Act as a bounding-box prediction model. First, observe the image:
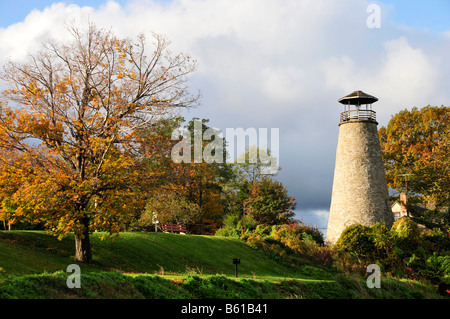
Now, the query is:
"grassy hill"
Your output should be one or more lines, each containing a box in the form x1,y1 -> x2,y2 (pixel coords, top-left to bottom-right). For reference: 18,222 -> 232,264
0,230 -> 444,299
0,230 -> 327,279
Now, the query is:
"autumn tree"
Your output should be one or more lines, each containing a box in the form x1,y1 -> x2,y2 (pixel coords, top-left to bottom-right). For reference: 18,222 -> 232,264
0,148 -> 24,230
133,116 -> 202,230
139,193 -> 201,227
245,177 -> 296,225
133,116 -> 186,189
131,117 -> 232,234
379,106 -> 449,208
223,146 -> 280,220
233,145 -> 279,184
0,23 -> 198,262
175,118 -> 232,234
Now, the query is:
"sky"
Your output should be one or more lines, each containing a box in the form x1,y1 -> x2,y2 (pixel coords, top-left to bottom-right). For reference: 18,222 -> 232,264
0,0 -> 449,236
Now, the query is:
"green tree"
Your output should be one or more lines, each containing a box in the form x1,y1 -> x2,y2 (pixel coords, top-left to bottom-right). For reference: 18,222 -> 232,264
407,206 -> 450,231
139,193 -> 201,227
223,146 -> 280,219
234,145 -> 279,184
244,177 -> 296,225
142,117 -> 233,234
183,119 -> 233,234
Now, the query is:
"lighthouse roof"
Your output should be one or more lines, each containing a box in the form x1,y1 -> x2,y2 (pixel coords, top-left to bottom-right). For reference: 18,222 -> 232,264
338,90 -> 378,105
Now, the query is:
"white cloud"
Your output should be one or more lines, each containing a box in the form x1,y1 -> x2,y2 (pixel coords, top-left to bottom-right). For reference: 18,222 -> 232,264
260,66 -> 307,103
320,36 -> 441,123
0,3 -> 94,61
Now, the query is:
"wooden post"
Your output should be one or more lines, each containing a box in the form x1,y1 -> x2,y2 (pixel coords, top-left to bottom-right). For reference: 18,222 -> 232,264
233,258 -> 240,278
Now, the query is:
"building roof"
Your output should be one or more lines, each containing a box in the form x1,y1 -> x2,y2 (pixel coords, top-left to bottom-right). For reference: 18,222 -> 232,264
338,90 -> 378,105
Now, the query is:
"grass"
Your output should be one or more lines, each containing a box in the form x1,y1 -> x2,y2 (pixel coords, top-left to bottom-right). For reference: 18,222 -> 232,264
0,271 -> 441,299
0,230 -> 329,279
0,230 -> 445,299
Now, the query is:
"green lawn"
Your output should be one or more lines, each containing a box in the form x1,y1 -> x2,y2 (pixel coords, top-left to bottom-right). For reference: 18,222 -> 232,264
0,230 -> 329,280
0,230 -> 445,299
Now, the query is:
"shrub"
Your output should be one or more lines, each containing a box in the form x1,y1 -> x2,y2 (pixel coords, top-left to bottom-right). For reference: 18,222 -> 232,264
244,233 -> 267,251
406,251 -> 450,295
222,212 -> 241,229
254,224 -> 272,237
270,222 -> 324,245
335,224 -> 375,260
335,219 -> 450,295
332,248 -> 367,276
216,215 -> 331,267
237,214 -> 258,232
215,226 -> 240,238
183,275 -> 219,299
335,223 -> 403,274
421,227 -> 450,253
247,223 -> 333,266
300,233 -> 334,266
391,218 -> 420,256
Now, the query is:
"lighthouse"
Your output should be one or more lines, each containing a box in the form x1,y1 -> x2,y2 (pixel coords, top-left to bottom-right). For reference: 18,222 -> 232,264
326,91 -> 393,245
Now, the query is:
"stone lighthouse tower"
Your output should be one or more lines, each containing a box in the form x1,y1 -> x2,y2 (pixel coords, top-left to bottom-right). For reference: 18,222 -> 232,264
326,90 -> 393,244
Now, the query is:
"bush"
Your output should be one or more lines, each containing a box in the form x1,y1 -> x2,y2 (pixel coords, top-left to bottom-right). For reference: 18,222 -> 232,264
183,275 -> 220,299
335,219 -> 450,295
270,222 -> 324,245
335,224 -> 375,260
237,214 -> 258,232
222,212 -> 241,229
216,213 -> 255,238
215,226 -> 240,238
335,223 -> 403,274
421,227 -> 450,253
391,218 -> 420,256
237,222 -> 332,266
332,248 -> 367,276
216,216 -> 331,267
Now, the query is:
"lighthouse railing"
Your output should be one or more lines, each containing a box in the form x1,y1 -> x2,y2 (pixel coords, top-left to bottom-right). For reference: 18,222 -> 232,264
340,109 -> 376,123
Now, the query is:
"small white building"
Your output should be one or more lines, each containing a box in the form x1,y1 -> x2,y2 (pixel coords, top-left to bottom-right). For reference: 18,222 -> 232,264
391,192 -> 408,221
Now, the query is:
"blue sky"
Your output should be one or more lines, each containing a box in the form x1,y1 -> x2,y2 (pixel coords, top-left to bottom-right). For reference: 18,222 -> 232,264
1,0 -> 449,31
381,0 -> 450,32
0,0 -> 102,27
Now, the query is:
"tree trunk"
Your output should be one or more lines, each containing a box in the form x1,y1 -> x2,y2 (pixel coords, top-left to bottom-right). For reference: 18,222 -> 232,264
199,177 -> 204,235
74,217 -> 92,263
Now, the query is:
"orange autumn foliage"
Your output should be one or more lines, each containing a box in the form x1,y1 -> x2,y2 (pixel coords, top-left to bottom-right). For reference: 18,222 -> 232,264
0,23 -> 198,262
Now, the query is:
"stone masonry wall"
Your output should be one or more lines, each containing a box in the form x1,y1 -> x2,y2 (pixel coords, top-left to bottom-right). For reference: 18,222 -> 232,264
326,121 -> 393,244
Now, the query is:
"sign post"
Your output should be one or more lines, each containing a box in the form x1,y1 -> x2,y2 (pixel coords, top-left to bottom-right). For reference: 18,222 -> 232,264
233,258 -> 240,278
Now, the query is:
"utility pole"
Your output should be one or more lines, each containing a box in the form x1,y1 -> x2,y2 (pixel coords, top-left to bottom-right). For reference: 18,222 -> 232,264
396,173 -> 413,195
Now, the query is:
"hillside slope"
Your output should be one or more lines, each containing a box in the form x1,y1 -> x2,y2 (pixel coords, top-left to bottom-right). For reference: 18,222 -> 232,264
0,231 -> 327,280
0,231 -> 445,299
